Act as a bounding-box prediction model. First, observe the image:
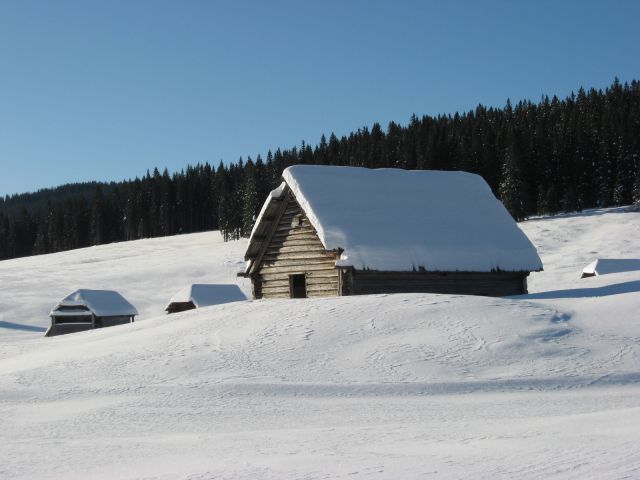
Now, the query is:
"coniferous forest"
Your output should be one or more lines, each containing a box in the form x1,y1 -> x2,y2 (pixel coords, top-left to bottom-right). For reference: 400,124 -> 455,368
1,79 -> 640,261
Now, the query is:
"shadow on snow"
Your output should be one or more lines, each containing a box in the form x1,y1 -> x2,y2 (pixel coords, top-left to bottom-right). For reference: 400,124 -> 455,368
191,372 -> 640,397
521,280 -> 640,300
0,321 -> 47,333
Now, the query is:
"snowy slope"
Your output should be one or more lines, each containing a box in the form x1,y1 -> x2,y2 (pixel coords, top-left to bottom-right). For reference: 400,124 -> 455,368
0,207 -> 639,479
0,231 -> 249,337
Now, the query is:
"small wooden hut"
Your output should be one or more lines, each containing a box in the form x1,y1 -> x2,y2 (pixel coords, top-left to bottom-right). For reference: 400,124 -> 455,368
241,165 -> 543,299
46,289 -> 138,337
165,284 -> 247,314
581,258 -> 640,278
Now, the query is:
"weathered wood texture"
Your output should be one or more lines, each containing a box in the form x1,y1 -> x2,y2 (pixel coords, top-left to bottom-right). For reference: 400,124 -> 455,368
166,301 -> 196,314
46,315 -> 134,337
343,269 -> 528,297
254,196 -> 339,299
99,315 -> 135,327
45,323 -> 93,337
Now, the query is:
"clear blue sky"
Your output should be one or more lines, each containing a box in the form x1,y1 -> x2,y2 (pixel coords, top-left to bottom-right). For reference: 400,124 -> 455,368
1,0 -> 638,197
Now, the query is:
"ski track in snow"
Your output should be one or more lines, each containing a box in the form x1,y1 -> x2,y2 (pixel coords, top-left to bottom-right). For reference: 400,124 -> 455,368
0,207 -> 639,479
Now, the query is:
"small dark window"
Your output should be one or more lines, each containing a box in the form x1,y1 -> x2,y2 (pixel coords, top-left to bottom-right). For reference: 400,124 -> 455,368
289,274 -> 307,298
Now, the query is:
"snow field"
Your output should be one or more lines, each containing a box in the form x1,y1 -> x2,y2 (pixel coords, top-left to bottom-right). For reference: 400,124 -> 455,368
0,206 -> 639,479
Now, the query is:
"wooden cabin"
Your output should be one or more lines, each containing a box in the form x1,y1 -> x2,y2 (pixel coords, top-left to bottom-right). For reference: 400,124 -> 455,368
241,165 -> 543,299
165,284 -> 247,314
46,289 -> 138,337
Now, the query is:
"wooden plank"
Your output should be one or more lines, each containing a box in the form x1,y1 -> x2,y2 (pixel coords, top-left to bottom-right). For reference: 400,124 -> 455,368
250,189 -> 292,275
261,285 -> 338,296
283,227 -> 319,236
274,224 -> 317,234
262,278 -> 339,289
262,256 -> 336,265
260,286 -> 290,295
262,262 -> 337,272
260,264 -> 338,275
278,212 -> 297,221
308,283 -> 340,290
267,245 -> 329,255
267,240 -> 326,250
263,252 -> 336,262
307,290 -> 338,298
259,271 -> 339,282
270,238 -> 326,248
261,292 -> 291,299
270,226 -> 315,236
269,238 -> 324,248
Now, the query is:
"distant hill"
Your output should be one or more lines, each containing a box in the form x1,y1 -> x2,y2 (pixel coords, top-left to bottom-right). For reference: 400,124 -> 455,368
0,182 -> 113,216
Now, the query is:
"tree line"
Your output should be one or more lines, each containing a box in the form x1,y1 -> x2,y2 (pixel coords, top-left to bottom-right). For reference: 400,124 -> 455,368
1,78 -> 639,261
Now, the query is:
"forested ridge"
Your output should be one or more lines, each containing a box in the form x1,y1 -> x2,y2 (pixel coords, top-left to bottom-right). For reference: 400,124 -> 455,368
1,78 -> 639,261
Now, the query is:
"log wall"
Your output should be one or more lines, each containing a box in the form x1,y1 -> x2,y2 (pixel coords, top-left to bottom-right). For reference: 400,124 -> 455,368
343,270 -> 528,297
254,196 -> 340,299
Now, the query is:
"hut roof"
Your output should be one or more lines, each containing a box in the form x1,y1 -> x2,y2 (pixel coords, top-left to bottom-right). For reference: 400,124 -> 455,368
582,258 -> 640,277
50,289 -> 138,317
165,284 -> 247,310
247,165 -> 543,273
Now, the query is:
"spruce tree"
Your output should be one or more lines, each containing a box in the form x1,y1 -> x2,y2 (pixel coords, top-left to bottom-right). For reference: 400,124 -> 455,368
242,159 -> 259,237
499,129 -> 527,221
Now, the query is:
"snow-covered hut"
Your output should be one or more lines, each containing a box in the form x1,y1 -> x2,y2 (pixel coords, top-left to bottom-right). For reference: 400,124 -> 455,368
46,289 -> 138,337
241,165 -> 543,299
165,284 -> 247,314
581,258 -> 640,278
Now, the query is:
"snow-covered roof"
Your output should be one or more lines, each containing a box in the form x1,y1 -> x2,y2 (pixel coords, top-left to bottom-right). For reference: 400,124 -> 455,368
165,284 -> 247,310
50,289 -> 138,317
248,165 -> 543,272
582,258 -> 640,277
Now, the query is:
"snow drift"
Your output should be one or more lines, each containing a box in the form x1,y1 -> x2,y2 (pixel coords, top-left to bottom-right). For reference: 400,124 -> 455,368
0,206 -> 639,479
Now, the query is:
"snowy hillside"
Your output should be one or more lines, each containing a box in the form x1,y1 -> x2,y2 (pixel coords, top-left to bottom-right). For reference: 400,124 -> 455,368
0,207 -> 639,479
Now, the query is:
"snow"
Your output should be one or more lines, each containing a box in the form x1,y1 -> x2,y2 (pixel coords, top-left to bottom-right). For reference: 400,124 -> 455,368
166,284 -> 247,309
0,206 -> 639,479
51,289 -> 139,317
248,181 -> 285,242
582,258 -> 640,277
280,165 -> 543,272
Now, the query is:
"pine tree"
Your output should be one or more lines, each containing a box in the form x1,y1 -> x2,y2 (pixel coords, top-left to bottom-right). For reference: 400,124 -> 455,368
242,159 -> 259,237
499,129 -> 527,221
633,167 -> 640,206
89,186 -> 106,245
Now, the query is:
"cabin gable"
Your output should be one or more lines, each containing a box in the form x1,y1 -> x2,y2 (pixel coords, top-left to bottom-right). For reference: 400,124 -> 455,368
249,192 -> 340,299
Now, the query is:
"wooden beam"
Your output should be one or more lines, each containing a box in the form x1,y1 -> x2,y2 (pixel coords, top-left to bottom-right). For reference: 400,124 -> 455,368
250,188 -> 292,275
